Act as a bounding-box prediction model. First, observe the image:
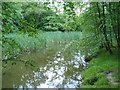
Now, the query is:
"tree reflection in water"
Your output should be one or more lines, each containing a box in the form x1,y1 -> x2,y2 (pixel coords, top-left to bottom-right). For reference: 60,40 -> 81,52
18,51 -> 88,88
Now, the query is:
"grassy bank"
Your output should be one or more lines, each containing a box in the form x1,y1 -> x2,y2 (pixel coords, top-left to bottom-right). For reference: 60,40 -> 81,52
81,49 -> 119,88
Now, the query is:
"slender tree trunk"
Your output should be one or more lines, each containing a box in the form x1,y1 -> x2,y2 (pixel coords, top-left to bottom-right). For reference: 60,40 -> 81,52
117,3 -> 120,49
102,2 -> 112,54
111,4 -> 118,47
111,3 -> 119,49
96,2 -> 104,48
108,3 -> 113,47
109,29 -> 113,47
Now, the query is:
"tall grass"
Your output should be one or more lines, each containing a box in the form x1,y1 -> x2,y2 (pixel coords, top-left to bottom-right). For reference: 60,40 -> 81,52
38,31 -> 82,47
2,33 -> 45,60
39,31 -> 82,42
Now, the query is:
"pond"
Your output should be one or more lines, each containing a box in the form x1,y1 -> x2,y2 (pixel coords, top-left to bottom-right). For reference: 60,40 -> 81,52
2,41 -> 88,89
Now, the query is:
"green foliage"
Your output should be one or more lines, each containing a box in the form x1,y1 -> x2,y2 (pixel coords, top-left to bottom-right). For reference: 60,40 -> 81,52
44,14 -> 65,31
2,2 -> 23,33
22,2 -> 55,31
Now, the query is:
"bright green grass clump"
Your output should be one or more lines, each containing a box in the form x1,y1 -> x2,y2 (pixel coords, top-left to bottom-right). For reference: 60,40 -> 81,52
81,49 -> 119,88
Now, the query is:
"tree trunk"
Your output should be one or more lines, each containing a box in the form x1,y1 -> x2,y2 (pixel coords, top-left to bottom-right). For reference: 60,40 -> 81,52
117,3 -> 120,49
102,2 -> 112,54
111,3 -> 118,48
108,3 -> 113,47
96,2 -> 104,48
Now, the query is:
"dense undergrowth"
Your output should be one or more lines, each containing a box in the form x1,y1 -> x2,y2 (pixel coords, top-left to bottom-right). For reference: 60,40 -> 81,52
81,49 -> 119,88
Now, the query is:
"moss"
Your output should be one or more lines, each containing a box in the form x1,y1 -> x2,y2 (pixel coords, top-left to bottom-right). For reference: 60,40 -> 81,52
81,49 -> 119,88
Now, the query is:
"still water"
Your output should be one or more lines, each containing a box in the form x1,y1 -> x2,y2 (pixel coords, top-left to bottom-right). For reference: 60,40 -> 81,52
2,42 -> 88,89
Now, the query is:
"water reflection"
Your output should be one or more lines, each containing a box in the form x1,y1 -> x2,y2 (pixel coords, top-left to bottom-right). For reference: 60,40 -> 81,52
16,51 -> 88,88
